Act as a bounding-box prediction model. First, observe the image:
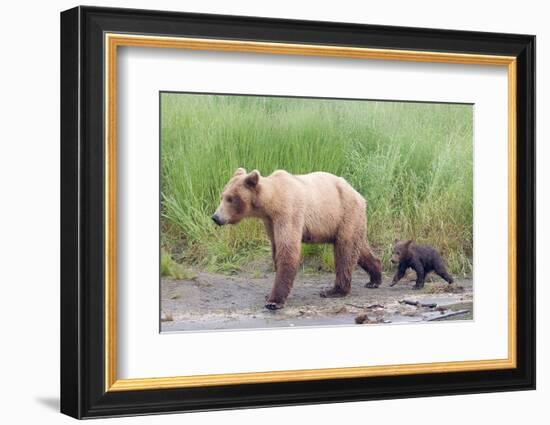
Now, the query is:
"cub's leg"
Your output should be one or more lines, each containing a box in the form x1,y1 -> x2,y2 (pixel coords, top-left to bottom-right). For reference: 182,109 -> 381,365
358,244 -> 382,288
412,263 -> 426,289
434,263 -> 454,284
320,238 -> 358,298
390,263 -> 407,287
265,225 -> 301,310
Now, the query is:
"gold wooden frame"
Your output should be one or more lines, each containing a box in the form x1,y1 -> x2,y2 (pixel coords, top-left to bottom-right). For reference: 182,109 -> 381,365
104,33 -> 517,392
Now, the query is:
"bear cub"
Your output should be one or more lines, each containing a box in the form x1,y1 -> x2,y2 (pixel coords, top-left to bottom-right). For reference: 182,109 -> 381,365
390,239 -> 453,290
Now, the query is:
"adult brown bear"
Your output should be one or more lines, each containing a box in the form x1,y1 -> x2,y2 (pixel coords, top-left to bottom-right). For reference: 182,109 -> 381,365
212,168 -> 382,310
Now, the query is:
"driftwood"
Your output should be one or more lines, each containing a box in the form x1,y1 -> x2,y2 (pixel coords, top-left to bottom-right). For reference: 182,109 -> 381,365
345,303 -> 385,310
399,299 -> 437,308
427,309 -> 470,321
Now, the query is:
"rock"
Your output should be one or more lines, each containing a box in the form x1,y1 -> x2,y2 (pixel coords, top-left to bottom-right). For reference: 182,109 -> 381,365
161,311 -> 173,322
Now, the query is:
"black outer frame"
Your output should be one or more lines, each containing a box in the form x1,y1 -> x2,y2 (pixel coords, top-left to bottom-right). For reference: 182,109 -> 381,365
60,5 -> 536,419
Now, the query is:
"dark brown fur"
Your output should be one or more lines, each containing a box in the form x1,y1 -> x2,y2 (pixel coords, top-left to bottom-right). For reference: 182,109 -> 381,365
390,239 -> 453,290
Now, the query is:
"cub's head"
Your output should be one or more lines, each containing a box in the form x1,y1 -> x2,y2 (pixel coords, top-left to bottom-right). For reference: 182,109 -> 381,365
211,168 -> 260,226
391,239 -> 413,264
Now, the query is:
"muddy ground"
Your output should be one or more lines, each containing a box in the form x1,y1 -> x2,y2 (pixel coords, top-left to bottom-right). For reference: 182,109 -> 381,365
161,268 -> 473,332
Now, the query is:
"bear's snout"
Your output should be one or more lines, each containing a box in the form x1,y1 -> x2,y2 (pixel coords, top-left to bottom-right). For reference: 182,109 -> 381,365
211,213 -> 225,226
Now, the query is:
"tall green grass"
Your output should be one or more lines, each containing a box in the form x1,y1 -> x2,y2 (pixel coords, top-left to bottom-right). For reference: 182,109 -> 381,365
161,93 -> 473,276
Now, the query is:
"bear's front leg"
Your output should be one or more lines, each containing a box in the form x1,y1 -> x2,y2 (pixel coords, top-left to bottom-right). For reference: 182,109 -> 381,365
263,219 -> 277,272
389,263 -> 407,287
265,236 -> 301,310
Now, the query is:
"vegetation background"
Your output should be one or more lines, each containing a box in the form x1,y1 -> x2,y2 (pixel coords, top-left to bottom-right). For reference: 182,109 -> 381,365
160,92 -> 473,278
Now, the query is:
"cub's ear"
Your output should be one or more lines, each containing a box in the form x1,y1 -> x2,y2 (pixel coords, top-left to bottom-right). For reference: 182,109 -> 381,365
234,167 -> 247,177
404,239 -> 414,248
394,238 -> 399,244
245,170 -> 260,188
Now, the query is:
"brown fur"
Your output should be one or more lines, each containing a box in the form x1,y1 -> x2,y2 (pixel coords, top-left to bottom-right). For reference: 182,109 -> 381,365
390,239 -> 454,290
212,168 -> 382,309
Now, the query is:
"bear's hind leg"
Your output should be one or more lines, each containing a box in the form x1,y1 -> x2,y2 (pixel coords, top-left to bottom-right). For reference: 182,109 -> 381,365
435,264 -> 454,284
358,245 -> 382,288
320,240 -> 357,298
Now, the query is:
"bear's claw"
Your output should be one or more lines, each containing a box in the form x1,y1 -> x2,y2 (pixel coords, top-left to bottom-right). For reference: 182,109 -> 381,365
364,282 -> 380,289
320,288 -> 348,298
265,301 -> 284,310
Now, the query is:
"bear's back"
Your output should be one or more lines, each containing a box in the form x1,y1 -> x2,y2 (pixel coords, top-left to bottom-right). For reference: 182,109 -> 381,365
266,171 -> 365,238
269,170 -> 365,206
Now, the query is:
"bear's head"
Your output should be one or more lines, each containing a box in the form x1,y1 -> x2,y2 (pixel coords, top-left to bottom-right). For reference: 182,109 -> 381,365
211,168 -> 261,226
391,239 -> 413,264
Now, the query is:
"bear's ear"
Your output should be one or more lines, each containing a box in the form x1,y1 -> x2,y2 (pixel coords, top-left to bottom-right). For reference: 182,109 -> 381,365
245,170 -> 260,188
394,238 -> 399,244
234,167 -> 247,177
404,239 -> 414,249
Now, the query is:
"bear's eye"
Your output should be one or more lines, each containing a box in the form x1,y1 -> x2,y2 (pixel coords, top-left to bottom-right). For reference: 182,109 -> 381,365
226,196 -> 233,203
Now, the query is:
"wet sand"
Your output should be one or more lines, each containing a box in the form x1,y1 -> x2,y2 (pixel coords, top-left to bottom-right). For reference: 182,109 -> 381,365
161,269 -> 473,332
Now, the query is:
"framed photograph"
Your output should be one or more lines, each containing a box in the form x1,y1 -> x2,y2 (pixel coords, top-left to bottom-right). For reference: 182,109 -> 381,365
60,6 -> 535,419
